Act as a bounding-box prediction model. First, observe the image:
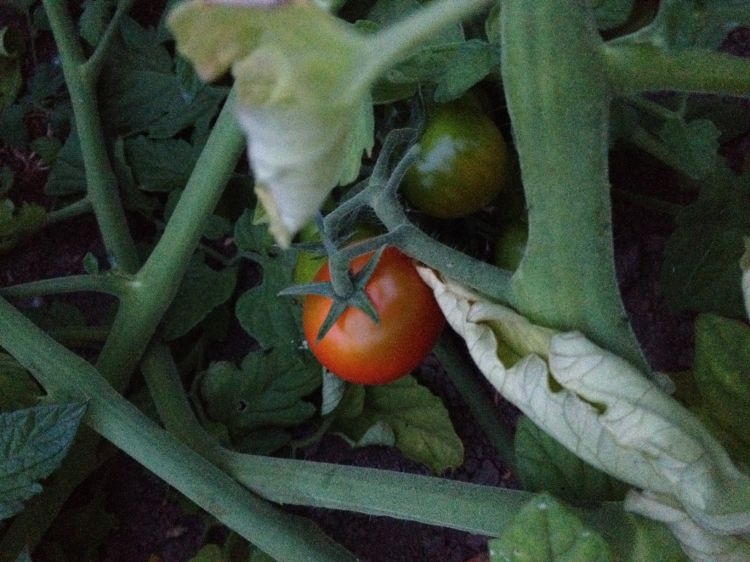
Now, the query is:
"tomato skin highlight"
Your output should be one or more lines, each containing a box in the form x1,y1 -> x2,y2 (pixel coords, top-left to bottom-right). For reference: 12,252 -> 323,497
402,101 -> 509,218
303,247 -> 445,385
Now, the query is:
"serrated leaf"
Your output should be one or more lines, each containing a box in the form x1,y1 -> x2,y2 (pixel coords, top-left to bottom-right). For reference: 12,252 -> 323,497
661,173 -> 750,317
0,353 -> 41,412
161,260 -> 237,341
99,16 -> 226,138
29,136 -> 63,166
79,0 -> 115,47
334,375 -> 463,473
124,136 -> 197,192
235,249 -> 302,351
693,314 -> 750,453
515,415 -> 628,504
198,349 -> 320,436
433,40 -> 498,103
46,131 -> 85,195
488,493 -> 612,562
644,0 -> 750,50
0,402 -> 87,521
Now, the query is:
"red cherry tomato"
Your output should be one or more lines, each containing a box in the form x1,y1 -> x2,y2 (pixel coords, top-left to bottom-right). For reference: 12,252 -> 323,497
303,247 -> 445,385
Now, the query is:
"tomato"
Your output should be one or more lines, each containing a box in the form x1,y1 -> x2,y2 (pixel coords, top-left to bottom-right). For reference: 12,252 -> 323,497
303,247 -> 445,385
493,219 -> 528,271
402,101 -> 509,218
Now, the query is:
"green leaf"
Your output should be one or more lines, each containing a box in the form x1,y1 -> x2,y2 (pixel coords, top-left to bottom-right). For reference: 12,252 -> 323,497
190,545 -> 224,562
234,217 -> 303,351
656,118 -> 720,180
661,171 -> 750,317
432,40 -> 499,103
46,131 -> 85,195
591,0 -> 634,30
514,416 -> 628,504
99,16 -> 226,137
334,375 -> 463,473
124,136 -> 198,192
621,513 -> 689,562
0,402 -> 87,521
320,370 -> 346,416
693,314 -> 750,454
161,260 -> 237,341
0,200 -> 46,254
29,136 -> 63,166
0,353 -> 41,412
488,493 -> 613,562
645,0 -> 750,50
79,0 -> 115,47
24,300 -> 88,333
198,349 -> 320,434
0,103 -> 27,148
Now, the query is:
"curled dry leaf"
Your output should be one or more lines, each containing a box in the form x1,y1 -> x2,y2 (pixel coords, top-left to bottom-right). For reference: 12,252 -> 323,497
625,490 -> 750,562
417,266 -> 750,543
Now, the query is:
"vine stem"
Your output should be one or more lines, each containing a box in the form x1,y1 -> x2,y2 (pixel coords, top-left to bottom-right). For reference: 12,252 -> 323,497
46,197 -> 92,224
360,0 -> 491,91
604,43 -> 750,96
42,0 -> 140,274
81,0 -> 137,83
0,274 -> 128,299
0,297 -> 357,562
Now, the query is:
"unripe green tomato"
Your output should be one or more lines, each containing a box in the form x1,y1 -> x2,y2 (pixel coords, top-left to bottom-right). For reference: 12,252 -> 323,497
493,219 -> 528,271
402,102 -> 508,218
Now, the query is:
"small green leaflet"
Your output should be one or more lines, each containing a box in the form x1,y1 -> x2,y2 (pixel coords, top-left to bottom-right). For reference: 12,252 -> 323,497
334,375 -> 463,474
79,0 -> 115,47
0,199 -> 46,255
661,170 -> 750,317
692,314 -> 750,462
124,136 -> 199,192
0,402 -> 87,521
233,211 -> 303,351
98,16 -> 226,138
643,0 -> 750,50
0,353 -> 41,412
489,493 -> 613,562
189,543 -> 276,562
514,416 -> 628,503
197,348 -> 320,435
46,132 -> 85,195
161,259 -> 237,341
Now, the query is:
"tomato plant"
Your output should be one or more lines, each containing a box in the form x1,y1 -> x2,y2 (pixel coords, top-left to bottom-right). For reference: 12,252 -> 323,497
401,100 -> 508,218
303,247 -> 445,384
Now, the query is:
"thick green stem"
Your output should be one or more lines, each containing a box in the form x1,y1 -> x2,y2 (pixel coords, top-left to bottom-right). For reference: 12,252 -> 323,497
95,90 -> 244,386
605,43 -> 750,96
0,297 -> 356,562
42,0 -> 140,274
0,274 -> 127,299
500,0 -> 647,370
